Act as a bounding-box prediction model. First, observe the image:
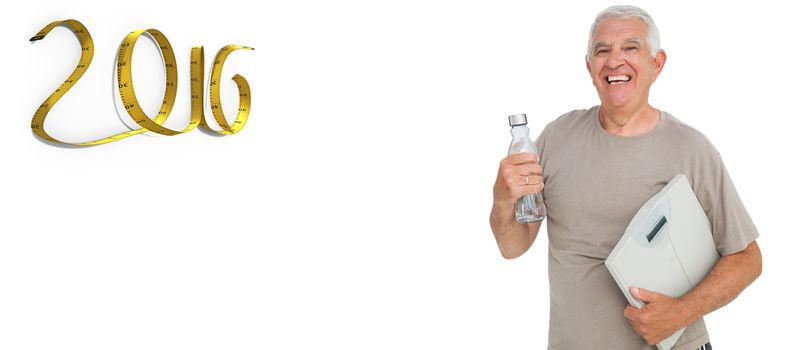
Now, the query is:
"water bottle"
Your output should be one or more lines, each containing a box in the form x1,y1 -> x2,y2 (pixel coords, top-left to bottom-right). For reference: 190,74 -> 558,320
508,114 -> 546,223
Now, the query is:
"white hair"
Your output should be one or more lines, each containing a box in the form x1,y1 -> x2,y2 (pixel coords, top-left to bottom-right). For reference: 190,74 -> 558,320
586,5 -> 661,60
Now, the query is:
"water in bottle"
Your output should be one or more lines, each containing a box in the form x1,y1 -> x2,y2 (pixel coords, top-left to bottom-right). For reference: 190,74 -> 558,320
508,114 -> 546,223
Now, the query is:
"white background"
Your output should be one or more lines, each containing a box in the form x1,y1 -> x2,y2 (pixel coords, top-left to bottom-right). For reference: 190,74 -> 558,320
1,0 -> 785,349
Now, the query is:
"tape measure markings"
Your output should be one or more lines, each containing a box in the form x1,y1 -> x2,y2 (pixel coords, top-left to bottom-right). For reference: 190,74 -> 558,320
203,45 -> 254,135
30,19 -> 253,146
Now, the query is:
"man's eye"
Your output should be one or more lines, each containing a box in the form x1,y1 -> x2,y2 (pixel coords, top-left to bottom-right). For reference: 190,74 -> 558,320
595,49 -> 610,55
625,46 -> 638,52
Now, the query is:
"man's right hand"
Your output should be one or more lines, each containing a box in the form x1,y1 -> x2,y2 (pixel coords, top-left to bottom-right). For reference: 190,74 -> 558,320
493,152 -> 544,205
489,152 -> 544,259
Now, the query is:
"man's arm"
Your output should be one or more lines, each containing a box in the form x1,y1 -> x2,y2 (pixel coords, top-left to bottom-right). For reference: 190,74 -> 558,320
490,153 -> 545,259
490,202 -> 542,259
624,240 -> 762,345
679,240 -> 762,319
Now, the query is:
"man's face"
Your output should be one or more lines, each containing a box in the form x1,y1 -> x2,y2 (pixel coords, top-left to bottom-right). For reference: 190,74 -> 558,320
586,17 -> 666,111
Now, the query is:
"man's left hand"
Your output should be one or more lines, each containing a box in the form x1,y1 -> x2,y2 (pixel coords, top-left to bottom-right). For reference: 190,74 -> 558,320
624,287 -> 694,345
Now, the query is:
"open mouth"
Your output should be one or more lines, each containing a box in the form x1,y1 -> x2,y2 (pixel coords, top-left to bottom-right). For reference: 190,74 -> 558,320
607,75 -> 632,85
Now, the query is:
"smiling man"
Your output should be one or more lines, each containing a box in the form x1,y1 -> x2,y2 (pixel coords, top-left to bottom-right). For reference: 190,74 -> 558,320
490,5 -> 761,350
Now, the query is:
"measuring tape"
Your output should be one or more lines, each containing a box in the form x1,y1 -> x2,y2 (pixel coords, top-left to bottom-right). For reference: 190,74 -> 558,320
30,19 -> 253,146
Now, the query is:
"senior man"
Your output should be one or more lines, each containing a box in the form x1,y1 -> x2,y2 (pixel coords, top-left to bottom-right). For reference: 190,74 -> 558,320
490,5 -> 761,350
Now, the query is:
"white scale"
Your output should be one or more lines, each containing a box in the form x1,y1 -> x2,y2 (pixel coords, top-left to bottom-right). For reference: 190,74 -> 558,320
606,174 -> 720,350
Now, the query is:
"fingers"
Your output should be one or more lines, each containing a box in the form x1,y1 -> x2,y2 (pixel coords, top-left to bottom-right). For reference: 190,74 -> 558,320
504,152 -> 540,165
521,163 -> 543,176
623,289 -> 679,346
494,154 -> 545,203
502,163 -> 542,180
623,305 -> 661,346
630,287 -> 661,304
500,164 -> 544,189
522,174 -> 544,186
624,305 -> 638,321
623,306 -> 649,339
630,286 -> 644,303
521,182 -> 545,195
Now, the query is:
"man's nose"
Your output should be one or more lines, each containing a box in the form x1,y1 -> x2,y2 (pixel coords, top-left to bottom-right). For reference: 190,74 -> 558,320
605,48 -> 626,69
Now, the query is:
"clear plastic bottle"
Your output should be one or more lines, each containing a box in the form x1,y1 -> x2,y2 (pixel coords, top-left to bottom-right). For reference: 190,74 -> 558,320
508,114 -> 546,223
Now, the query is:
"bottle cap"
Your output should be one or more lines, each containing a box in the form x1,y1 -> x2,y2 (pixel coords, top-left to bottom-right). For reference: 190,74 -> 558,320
508,114 -> 528,126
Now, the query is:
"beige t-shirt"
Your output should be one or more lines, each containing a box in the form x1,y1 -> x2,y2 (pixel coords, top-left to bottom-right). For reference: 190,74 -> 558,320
535,106 -> 759,350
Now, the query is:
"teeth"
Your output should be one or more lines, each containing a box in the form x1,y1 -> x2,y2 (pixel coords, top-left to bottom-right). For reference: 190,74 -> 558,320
607,75 -> 631,84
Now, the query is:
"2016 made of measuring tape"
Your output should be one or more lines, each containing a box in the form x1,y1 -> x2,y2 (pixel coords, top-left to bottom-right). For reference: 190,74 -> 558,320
30,19 -> 253,146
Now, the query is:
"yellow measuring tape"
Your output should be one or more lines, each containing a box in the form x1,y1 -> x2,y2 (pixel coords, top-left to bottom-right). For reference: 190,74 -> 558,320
30,19 -> 253,146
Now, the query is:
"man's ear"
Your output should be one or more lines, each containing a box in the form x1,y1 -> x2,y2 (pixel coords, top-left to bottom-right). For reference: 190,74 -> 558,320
586,56 -> 591,74
652,49 -> 667,81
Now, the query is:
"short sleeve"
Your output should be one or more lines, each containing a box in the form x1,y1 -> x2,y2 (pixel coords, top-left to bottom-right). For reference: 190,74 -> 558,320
535,126 -> 548,164
694,149 -> 759,256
